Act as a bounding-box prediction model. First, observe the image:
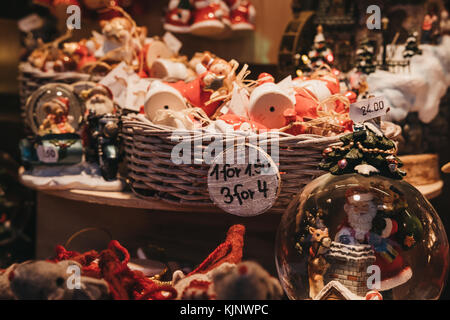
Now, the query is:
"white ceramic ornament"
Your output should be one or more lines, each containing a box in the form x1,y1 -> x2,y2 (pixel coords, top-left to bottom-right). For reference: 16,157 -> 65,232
144,81 -> 187,122
145,40 -> 173,72
150,59 -> 189,81
293,79 -> 332,102
248,81 -> 295,129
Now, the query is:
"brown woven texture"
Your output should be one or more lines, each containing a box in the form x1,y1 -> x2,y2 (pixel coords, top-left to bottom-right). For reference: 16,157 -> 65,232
121,115 -> 351,211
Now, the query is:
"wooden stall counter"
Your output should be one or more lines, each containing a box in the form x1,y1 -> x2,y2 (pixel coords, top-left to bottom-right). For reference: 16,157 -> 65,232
36,189 -> 283,275
35,174 -> 442,277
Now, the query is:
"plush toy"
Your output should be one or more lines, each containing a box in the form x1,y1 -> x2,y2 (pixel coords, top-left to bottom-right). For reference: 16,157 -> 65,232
212,261 -> 283,300
96,17 -> 134,60
169,53 -> 236,117
172,224 -> 283,300
0,260 -> 110,300
51,240 -> 177,300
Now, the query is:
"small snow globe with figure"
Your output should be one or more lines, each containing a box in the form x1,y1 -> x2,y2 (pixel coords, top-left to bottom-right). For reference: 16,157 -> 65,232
275,123 -> 449,300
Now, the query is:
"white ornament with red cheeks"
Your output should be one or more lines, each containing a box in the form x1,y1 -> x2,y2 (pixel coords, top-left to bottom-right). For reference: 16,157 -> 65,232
144,81 -> 187,123
248,74 -> 296,129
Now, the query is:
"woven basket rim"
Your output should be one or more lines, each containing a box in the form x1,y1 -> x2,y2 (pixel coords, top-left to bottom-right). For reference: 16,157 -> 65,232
18,62 -> 102,81
121,114 -> 344,144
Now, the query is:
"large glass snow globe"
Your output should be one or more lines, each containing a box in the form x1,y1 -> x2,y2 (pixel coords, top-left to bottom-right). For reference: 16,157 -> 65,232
275,173 -> 449,300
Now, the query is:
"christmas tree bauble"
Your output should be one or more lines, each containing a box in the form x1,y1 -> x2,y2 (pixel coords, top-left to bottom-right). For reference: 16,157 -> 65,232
275,173 -> 449,300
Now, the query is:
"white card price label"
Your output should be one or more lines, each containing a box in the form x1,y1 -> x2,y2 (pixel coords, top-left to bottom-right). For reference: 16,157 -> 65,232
349,96 -> 389,123
37,145 -> 59,163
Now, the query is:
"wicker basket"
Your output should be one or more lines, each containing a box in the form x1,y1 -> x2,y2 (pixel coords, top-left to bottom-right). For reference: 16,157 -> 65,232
18,62 -> 102,129
121,115 -> 355,212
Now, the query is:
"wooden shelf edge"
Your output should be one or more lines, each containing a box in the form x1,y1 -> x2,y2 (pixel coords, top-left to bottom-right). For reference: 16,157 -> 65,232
21,171 -> 442,212
40,189 -> 225,213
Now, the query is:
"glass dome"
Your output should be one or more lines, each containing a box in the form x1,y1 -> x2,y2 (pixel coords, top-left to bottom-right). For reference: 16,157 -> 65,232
26,83 -> 83,135
275,173 -> 449,300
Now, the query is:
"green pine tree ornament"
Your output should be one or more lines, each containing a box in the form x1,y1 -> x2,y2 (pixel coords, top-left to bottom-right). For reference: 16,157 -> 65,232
319,123 -> 406,179
355,39 -> 376,75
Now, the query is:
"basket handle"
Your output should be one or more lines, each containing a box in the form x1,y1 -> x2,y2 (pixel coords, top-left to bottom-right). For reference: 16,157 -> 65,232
64,227 -> 113,250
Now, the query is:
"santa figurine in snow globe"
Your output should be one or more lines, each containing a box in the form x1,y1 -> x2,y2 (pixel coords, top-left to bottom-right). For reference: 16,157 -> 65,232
336,186 -> 413,295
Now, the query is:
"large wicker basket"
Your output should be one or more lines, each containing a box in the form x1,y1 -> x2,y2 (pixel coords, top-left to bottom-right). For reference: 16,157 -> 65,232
121,115 -> 354,212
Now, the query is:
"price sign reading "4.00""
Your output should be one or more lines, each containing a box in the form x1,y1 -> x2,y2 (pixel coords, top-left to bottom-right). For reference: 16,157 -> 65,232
349,96 -> 389,123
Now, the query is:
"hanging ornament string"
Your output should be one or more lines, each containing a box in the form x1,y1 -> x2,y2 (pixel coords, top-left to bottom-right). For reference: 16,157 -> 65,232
64,227 -> 113,249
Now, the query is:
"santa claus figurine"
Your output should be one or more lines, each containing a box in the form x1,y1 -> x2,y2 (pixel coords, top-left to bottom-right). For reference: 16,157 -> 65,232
335,186 -> 413,292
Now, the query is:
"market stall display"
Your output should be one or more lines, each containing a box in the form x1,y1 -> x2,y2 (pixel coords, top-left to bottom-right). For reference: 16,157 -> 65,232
2,0 -> 449,303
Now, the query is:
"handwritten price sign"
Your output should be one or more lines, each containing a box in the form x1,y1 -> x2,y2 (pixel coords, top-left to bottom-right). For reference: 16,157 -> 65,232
349,96 -> 389,123
36,145 -> 59,163
207,145 -> 280,217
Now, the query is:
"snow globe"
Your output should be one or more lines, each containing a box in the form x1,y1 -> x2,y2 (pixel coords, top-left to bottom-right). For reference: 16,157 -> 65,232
275,124 -> 449,300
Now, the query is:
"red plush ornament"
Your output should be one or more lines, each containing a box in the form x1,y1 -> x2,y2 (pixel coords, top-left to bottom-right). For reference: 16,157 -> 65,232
188,224 -> 245,276
172,224 -> 246,300
50,240 -> 177,300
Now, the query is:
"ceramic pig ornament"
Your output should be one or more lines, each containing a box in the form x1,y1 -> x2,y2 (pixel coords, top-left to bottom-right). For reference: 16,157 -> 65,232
144,81 -> 188,122
248,74 -> 297,129
150,58 -> 193,81
143,40 -> 174,75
